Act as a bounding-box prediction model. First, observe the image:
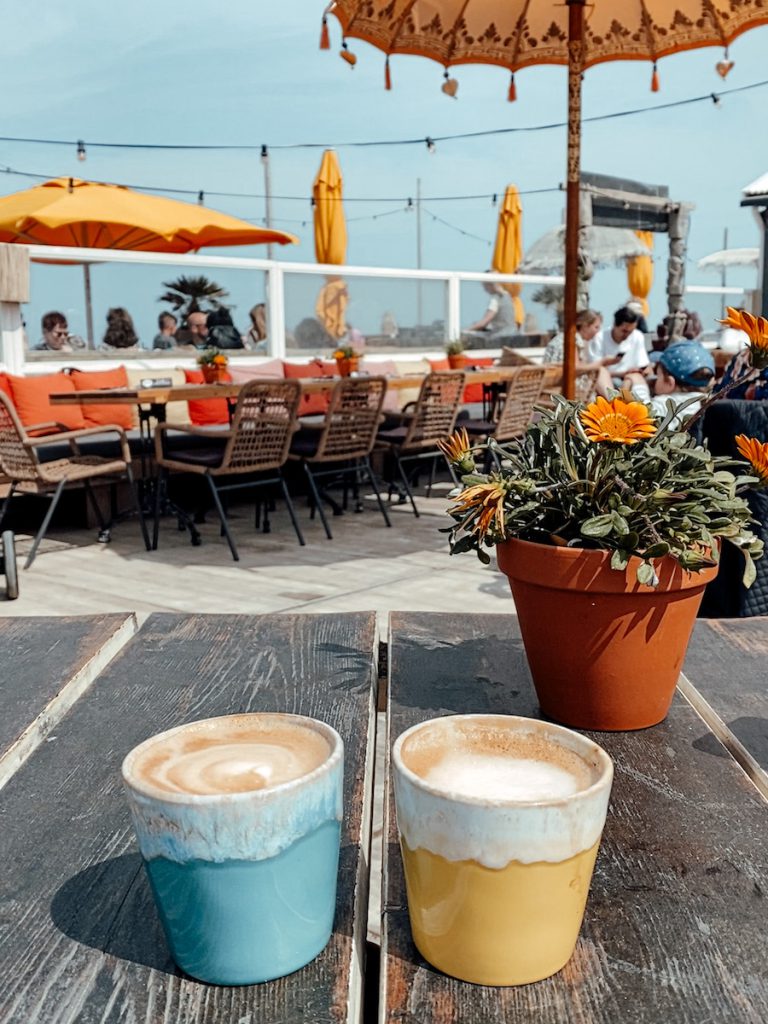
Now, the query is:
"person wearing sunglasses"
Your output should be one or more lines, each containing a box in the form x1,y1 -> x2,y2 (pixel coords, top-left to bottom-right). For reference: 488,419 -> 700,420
35,311 -> 85,352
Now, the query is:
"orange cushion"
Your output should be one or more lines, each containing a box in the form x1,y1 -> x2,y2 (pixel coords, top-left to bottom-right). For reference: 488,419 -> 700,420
0,373 -> 12,402
463,357 -> 495,403
283,361 -> 332,416
184,369 -> 232,425
70,366 -> 134,430
428,358 -> 451,372
6,373 -> 87,431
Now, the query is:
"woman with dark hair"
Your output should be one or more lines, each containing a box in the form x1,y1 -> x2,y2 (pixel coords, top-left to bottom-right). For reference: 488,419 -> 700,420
206,307 -> 244,350
102,307 -> 139,350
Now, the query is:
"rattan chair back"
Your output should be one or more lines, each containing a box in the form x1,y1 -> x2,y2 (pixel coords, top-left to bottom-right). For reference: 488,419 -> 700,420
401,371 -> 465,450
574,367 -> 601,403
219,379 -> 301,474
0,393 -> 40,481
311,377 -> 387,461
492,366 -> 547,442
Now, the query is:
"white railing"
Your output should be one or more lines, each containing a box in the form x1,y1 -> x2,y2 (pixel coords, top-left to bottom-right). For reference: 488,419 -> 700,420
0,245 -> 563,374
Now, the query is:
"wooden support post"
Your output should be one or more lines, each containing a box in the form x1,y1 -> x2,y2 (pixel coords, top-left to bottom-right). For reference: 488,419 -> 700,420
563,0 -> 586,401
577,188 -> 593,312
0,244 -> 29,373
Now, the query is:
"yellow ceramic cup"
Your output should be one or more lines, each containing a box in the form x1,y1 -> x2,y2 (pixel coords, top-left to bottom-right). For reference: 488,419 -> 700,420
392,714 -> 613,986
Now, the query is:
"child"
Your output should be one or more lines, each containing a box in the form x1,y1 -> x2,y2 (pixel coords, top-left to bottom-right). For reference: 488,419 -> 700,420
625,340 -> 714,428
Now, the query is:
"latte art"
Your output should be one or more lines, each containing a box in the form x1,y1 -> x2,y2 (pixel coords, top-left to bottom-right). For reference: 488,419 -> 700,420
128,716 -> 331,796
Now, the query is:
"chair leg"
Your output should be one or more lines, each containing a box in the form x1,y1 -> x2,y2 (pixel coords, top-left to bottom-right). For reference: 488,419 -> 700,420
206,475 -> 239,561
0,483 -> 17,532
395,453 -> 420,518
363,457 -> 391,528
425,455 -> 437,498
152,468 -> 165,551
304,464 -> 333,540
126,465 -> 151,552
279,473 -> 306,547
25,478 -> 66,569
83,480 -> 110,542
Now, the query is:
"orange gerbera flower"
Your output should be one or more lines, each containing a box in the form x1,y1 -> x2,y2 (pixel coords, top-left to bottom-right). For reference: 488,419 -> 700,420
437,427 -> 471,465
580,396 -> 656,444
735,435 -> 768,485
720,306 -> 768,369
451,482 -> 507,540
212,353 -> 228,366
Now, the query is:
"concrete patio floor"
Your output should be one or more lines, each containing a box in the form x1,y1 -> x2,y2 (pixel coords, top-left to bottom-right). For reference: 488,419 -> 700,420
1,486 -> 515,618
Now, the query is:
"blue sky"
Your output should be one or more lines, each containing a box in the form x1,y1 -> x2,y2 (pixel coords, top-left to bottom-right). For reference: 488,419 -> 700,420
2,0 -> 767,344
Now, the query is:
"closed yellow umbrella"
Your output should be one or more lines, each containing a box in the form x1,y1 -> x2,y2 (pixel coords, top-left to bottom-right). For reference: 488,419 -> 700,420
491,184 -> 524,329
627,230 -> 654,317
313,150 -> 348,339
0,177 -> 297,251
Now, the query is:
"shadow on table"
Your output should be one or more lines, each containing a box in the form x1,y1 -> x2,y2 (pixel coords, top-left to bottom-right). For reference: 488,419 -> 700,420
50,852 -> 177,973
692,716 -> 768,771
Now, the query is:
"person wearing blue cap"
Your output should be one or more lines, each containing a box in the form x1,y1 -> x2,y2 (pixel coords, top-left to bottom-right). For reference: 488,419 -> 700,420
624,340 -> 715,427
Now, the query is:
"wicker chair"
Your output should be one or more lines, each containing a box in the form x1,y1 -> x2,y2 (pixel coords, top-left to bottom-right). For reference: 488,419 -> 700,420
0,392 -> 149,568
153,379 -> 303,561
538,365 -> 601,406
463,366 -> 547,444
376,371 -> 465,517
289,376 -> 391,539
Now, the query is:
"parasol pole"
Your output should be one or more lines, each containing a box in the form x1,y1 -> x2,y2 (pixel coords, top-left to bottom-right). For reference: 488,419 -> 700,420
563,0 -> 585,401
82,263 -> 94,349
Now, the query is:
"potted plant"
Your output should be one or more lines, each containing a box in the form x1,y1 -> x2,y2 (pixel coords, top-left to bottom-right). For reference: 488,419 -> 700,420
438,373 -> 768,731
197,348 -> 229,383
445,338 -> 468,370
333,344 -> 362,377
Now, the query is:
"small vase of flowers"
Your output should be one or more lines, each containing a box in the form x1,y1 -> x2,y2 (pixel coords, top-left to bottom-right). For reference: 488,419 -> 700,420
333,344 -> 362,377
197,348 -> 229,383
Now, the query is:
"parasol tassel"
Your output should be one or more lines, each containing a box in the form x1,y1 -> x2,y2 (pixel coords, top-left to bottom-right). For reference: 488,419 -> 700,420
385,56 -> 391,91
320,17 -> 330,50
507,73 -> 517,102
340,41 -> 357,66
651,63 -> 659,92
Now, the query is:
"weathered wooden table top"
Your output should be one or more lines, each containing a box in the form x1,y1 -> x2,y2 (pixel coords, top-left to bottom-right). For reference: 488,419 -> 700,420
0,612 -> 378,1024
382,612 -> 768,1024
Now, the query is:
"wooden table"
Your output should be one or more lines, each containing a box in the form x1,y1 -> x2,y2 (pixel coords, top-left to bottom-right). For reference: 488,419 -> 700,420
48,368 -> 525,413
3,610 -> 765,1024
0,612 -> 378,1024
382,613 -> 768,1024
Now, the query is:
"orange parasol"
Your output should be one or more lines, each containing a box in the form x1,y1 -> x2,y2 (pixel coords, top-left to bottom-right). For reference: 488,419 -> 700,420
313,150 -> 349,338
627,231 -> 654,317
325,0 -> 768,396
491,184 -> 524,329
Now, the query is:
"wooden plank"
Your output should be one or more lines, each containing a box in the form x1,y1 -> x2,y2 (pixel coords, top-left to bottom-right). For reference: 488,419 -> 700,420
680,618 -> 768,794
382,612 -> 768,1024
0,612 -> 378,1024
0,614 -> 136,788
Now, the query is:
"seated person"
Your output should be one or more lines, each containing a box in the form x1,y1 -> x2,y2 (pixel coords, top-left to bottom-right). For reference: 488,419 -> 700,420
624,340 -> 715,428
543,308 -> 613,398
626,299 -> 650,335
465,282 -> 518,337
176,310 -> 209,348
34,311 -> 85,352
245,303 -> 268,350
102,307 -> 139,350
153,312 -> 178,350
207,308 -> 244,350
588,306 -> 649,380
714,347 -> 768,401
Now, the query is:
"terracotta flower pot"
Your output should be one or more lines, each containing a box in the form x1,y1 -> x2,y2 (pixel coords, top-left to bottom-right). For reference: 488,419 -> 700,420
336,356 -> 359,377
201,364 -> 228,383
448,353 -> 468,370
496,538 -> 719,731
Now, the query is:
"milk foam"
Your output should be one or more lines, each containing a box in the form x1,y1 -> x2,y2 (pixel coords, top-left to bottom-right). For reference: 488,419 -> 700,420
129,718 -> 331,796
424,751 -> 581,801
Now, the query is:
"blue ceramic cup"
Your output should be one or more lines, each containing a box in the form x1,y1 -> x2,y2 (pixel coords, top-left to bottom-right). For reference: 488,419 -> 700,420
122,713 -> 344,984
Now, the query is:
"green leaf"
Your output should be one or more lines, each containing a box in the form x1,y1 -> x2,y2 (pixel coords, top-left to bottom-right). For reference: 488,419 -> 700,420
643,542 -> 670,559
611,549 -> 630,570
636,562 -> 658,587
741,551 -> 757,589
610,511 -> 630,536
580,514 -> 615,538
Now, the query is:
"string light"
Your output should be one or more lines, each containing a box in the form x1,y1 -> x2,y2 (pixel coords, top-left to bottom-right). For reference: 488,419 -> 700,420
426,137 -> 436,155
76,140 -> 86,162
197,190 -> 204,205
261,144 -> 269,162
711,92 -> 722,107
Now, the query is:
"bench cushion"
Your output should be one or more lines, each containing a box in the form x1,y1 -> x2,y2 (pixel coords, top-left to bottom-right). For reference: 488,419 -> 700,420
70,367 -> 135,430
183,369 -> 231,426
284,361 -> 335,416
6,372 -> 87,431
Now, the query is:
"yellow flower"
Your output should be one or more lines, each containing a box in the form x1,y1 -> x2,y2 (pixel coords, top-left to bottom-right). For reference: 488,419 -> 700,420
451,482 -> 507,541
720,306 -> 768,369
735,435 -> 768,485
580,396 -> 657,444
212,353 -> 228,366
